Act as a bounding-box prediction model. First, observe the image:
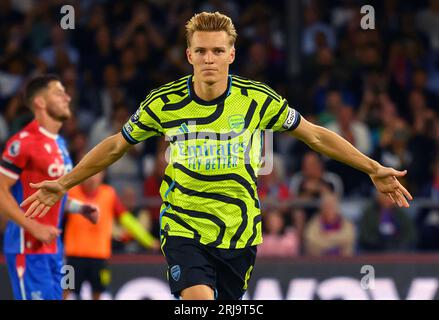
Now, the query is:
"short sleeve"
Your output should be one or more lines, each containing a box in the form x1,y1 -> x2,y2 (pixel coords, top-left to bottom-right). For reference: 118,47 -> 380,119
121,102 -> 164,145
0,136 -> 30,180
260,97 -> 301,132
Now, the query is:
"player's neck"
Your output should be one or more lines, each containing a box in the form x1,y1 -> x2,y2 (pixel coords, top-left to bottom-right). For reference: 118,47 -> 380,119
35,114 -> 62,135
193,76 -> 228,102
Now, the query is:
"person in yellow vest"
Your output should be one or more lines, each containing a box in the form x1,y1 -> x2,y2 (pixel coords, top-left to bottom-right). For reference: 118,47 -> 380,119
63,171 -> 159,300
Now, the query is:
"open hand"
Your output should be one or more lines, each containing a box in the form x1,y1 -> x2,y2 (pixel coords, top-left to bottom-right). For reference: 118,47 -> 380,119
369,166 -> 413,207
20,180 -> 66,218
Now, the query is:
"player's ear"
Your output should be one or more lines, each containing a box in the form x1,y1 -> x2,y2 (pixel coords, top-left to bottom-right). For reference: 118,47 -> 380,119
229,47 -> 235,64
186,48 -> 193,65
33,95 -> 45,110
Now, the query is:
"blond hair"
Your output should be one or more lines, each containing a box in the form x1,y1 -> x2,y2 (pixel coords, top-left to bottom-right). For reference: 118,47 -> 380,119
185,11 -> 237,47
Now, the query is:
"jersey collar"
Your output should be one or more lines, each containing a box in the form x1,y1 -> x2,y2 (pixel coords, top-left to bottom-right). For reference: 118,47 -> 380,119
187,74 -> 232,106
38,126 -> 58,140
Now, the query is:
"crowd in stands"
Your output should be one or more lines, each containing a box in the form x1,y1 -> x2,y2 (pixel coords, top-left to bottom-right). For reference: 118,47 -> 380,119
1,0 -> 439,256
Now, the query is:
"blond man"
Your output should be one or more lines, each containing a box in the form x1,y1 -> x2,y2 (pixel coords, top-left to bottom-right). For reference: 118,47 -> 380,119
21,12 -> 412,300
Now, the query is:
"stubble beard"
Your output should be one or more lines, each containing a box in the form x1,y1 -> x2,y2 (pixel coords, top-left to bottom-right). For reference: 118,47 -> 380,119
47,103 -> 71,122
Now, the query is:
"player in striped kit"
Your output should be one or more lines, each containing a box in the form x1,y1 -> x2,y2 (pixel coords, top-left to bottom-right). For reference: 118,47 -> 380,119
21,13 -> 412,300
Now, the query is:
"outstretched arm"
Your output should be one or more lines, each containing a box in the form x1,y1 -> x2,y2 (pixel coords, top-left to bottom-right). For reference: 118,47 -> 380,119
21,133 -> 132,218
0,173 -> 61,243
290,117 -> 413,207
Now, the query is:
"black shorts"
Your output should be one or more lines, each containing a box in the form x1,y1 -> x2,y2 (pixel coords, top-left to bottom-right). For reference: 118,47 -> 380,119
66,256 -> 110,295
162,236 -> 257,300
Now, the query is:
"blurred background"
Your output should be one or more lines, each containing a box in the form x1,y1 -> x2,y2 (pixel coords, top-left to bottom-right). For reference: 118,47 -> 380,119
1,0 -> 439,299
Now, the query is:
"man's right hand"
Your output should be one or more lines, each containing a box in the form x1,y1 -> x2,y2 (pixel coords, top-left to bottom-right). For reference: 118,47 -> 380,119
20,179 -> 66,218
26,219 -> 61,244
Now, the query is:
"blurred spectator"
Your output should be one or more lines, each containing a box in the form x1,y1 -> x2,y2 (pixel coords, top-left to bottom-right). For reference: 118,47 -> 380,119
88,103 -> 131,150
410,68 -> 439,109
330,0 -> 357,31
316,89 -> 342,126
0,0 -> 23,28
88,102 -> 143,191
302,5 -> 336,56
304,193 -> 355,256
416,205 -> 439,252
3,95 -> 33,135
242,41 -> 270,82
407,89 -> 433,125
407,106 -> 437,195
289,151 -> 343,199
98,64 -> 125,120
358,90 -> 395,149
305,47 -> 340,114
68,130 -> 88,165
114,2 -> 165,52
258,154 -> 291,211
416,158 -> 439,251
0,54 -> 26,103
82,26 -> 117,86
358,192 -> 416,252
373,119 -> 412,188
238,0 -> 286,86
324,104 -> 373,196
420,158 -> 439,201
326,105 -> 372,155
258,154 -> 305,247
415,0 -> 439,52
388,36 -> 427,107
119,46 -> 150,108
39,25 -> 79,70
289,148 -> 348,238
258,210 -> 299,257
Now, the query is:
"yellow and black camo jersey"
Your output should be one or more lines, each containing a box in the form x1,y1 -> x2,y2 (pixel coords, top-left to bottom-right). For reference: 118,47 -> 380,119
121,74 -> 301,249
